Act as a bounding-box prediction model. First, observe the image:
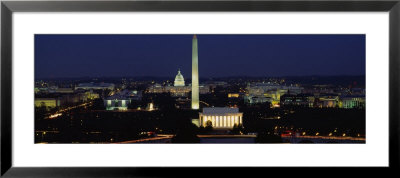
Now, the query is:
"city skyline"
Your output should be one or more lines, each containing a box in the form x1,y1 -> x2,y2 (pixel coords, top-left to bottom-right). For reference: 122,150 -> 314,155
35,34 -> 365,79
34,34 -> 366,144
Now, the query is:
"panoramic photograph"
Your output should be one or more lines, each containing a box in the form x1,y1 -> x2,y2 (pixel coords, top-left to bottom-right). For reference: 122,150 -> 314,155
34,34 -> 366,144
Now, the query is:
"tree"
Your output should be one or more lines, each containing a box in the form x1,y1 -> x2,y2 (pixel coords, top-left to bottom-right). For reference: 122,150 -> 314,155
205,120 -> 213,132
231,123 -> 244,135
91,98 -> 105,110
171,123 -> 200,143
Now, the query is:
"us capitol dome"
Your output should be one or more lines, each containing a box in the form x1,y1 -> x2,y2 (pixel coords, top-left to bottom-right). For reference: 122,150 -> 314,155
174,69 -> 185,87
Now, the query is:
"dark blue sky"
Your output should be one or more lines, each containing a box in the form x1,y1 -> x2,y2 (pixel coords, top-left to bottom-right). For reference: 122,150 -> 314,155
35,34 -> 365,79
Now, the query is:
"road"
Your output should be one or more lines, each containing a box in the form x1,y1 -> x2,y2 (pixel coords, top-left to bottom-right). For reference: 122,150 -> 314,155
47,101 -> 93,119
116,134 -> 365,143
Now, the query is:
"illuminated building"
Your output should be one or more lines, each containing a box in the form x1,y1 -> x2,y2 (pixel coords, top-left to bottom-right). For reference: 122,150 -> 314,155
228,93 -> 240,98
168,86 -> 190,97
192,34 -> 200,109
146,68 -> 209,97
263,89 -> 288,106
245,96 -> 273,105
205,81 -> 229,90
171,69 -> 189,97
247,83 -> 303,95
340,95 -> 365,108
35,98 -> 61,108
198,107 -> 243,129
85,91 -> 100,100
103,89 -> 143,110
317,95 -> 340,108
280,94 -> 314,107
104,96 -> 130,110
126,90 -> 142,101
246,82 -> 303,106
174,69 -> 185,86
146,79 -> 210,98
147,84 -> 190,97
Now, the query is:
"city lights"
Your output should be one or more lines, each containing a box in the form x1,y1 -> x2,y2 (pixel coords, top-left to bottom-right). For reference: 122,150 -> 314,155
34,34 -> 365,144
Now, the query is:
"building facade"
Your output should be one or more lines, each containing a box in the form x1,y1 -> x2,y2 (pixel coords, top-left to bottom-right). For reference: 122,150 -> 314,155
340,95 -> 365,108
104,97 -> 130,110
35,98 -> 61,108
198,107 -> 243,129
174,69 -> 185,87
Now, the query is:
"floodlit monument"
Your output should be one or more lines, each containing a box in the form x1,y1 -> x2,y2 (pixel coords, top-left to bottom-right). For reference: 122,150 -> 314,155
198,107 -> 243,129
191,35 -> 200,109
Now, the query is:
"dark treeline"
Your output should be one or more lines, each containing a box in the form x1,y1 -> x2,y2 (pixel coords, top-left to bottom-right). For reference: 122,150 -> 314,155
35,108 -> 198,143
242,106 -> 365,136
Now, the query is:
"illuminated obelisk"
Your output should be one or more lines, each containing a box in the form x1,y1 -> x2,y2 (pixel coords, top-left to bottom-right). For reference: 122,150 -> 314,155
191,35 -> 199,109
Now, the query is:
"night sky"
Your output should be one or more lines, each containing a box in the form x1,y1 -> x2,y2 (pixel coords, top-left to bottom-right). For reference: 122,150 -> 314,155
35,34 -> 365,79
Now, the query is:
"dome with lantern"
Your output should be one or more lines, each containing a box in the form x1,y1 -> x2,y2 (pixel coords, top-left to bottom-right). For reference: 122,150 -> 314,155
174,69 -> 185,87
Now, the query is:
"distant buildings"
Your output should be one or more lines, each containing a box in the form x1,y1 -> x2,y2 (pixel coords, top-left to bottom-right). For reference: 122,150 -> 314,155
318,95 -> 340,108
197,107 -> 243,129
35,98 -> 61,108
280,94 -> 314,107
245,82 -> 303,106
246,96 -> 273,105
280,93 -> 365,109
75,82 -> 115,90
48,87 -> 74,94
35,90 -> 99,110
341,95 -> 365,109
244,82 -> 365,109
146,69 -> 210,97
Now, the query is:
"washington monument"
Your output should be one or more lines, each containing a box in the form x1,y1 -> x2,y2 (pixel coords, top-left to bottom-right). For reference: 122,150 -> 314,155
191,35 -> 199,109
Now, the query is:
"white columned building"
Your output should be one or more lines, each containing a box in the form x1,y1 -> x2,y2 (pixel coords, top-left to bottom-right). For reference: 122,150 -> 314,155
199,107 -> 243,129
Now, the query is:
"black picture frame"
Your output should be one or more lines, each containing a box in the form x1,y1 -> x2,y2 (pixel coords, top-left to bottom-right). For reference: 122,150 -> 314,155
1,0 -> 399,177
